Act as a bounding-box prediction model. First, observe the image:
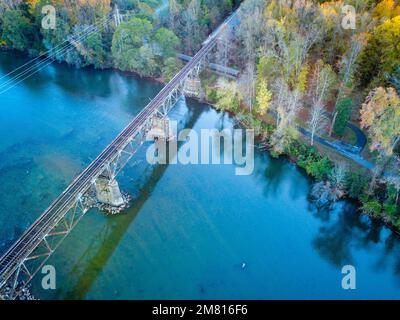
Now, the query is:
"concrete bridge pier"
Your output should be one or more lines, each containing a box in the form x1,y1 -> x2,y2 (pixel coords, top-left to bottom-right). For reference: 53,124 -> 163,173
146,116 -> 174,141
184,76 -> 205,100
94,175 -> 125,207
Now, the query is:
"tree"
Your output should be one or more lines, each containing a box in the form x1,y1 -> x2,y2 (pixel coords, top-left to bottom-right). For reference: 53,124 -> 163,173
168,0 -> 182,33
308,101 -> 327,146
152,27 -> 180,58
385,65 -> 400,95
255,78 -> 272,116
360,87 -> 400,157
357,16 -> 400,87
297,63 -> 310,94
162,57 -> 181,81
270,78 -> 302,154
112,17 -> 154,75
181,0 -> 203,54
345,170 -> 369,199
1,9 -> 33,51
237,0 -> 265,63
308,60 -> 337,106
339,33 -> 367,87
131,45 -> 157,77
238,62 -> 256,112
215,79 -> 241,113
333,97 -> 352,137
308,61 -> 337,138
373,0 -> 400,20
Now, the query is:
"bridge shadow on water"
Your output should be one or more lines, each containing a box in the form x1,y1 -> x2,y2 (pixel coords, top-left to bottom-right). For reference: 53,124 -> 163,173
58,98 -> 206,299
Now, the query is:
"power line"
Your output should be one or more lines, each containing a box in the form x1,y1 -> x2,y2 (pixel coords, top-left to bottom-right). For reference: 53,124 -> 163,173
0,15 -> 113,94
0,14 -> 112,82
0,15 -> 112,90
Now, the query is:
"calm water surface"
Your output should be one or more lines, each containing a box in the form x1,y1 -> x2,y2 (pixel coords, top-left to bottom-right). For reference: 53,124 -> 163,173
1,51 -> 400,299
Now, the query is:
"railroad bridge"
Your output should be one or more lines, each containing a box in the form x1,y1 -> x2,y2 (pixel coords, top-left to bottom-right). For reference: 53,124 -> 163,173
0,9 -> 240,299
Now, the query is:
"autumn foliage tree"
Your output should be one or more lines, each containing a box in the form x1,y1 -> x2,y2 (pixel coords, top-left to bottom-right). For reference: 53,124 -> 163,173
373,0 -> 400,21
360,87 -> 400,158
357,16 -> 400,88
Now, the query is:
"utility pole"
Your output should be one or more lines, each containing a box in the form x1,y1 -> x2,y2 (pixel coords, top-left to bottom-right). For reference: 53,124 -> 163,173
114,5 -> 122,27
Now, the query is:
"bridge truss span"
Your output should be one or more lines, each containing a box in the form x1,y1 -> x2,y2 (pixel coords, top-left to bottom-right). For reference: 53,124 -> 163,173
0,10 -> 239,299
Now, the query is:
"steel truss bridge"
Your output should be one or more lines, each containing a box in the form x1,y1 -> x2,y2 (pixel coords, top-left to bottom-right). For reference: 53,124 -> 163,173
0,10 -> 240,299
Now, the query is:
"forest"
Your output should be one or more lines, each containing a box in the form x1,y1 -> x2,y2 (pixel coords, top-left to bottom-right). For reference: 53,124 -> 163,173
209,0 -> 400,227
1,0 -> 400,230
0,0 -> 239,77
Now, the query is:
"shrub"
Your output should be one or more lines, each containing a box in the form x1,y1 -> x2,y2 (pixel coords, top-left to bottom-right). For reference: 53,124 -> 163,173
345,171 -> 369,199
305,157 -> 333,181
361,198 -> 382,217
384,203 -> 398,218
333,97 -> 353,137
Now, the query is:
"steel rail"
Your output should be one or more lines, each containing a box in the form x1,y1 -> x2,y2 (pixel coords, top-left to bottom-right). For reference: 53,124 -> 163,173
0,32 -> 218,288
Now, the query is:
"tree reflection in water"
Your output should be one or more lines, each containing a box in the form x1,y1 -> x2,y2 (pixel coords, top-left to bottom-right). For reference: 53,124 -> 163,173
311,200 -> 400,286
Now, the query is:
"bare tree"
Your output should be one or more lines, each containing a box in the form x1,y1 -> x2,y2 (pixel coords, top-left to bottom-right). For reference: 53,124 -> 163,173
168,0 -> 182,33
0,0 -> 22,12
215,27 -> 232,72
262,17 -> 320,85
308,101 -> 328,146
309,61 -> 336,106
340,33 -> 366,86
181,0 -> 202,53
238,62 -> 256,112
330,161 -> 348,190
237,0 -> 265,63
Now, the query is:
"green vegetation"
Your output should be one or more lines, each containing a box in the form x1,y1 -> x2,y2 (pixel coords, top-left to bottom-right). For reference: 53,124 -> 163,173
333,98 -> 353,137
207,0 -> 400,229
1,0 -> 399,230
0,0 -> 237,78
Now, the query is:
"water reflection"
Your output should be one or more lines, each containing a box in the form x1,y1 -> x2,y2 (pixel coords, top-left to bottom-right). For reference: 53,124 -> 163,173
311,200 -> 400,288
44,98 -> 205,299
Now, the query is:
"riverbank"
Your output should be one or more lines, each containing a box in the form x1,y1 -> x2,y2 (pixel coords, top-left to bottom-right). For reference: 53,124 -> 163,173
2,45 -> 397,234
4,50 -> 400,299
203,91 -> 400,235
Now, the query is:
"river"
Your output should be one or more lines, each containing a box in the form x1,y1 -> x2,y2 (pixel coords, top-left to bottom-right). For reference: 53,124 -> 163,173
1,51 -> 400,299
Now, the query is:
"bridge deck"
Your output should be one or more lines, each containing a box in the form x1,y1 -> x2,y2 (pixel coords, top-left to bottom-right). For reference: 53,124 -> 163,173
0,11 -> 239,289
178,54 -> 240,78
0,35 -> 213,287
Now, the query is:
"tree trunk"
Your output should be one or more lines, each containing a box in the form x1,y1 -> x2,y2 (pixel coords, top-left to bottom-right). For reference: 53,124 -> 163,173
329,111 -> 338,137
368,155 -> 391,195
311,130 -> 315,146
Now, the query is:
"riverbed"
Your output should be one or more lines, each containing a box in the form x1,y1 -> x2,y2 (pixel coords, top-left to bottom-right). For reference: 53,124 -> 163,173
1,51 -> 400,299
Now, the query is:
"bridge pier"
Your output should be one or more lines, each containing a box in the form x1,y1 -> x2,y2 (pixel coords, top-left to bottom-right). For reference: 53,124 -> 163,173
184,75 -> 205,100
94,175 -> 125,208
146,116 -> 174,141
0,8 -> 240,293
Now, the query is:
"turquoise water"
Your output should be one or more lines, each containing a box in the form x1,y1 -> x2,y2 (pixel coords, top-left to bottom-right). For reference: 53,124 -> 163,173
1,52 -> 400,299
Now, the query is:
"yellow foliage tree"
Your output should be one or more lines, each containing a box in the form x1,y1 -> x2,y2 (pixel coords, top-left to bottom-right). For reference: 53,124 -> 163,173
26,0 -> 40,13
297,63 -> 310,94
374,0 -> 400,20
256,79 -> 272,116
360,87 -> 400,156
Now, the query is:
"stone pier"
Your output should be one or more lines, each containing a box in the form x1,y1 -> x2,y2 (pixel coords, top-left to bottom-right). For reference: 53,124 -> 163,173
146,117 -> 174,141
94,176 -> 125,207
184,76 -> 205,99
